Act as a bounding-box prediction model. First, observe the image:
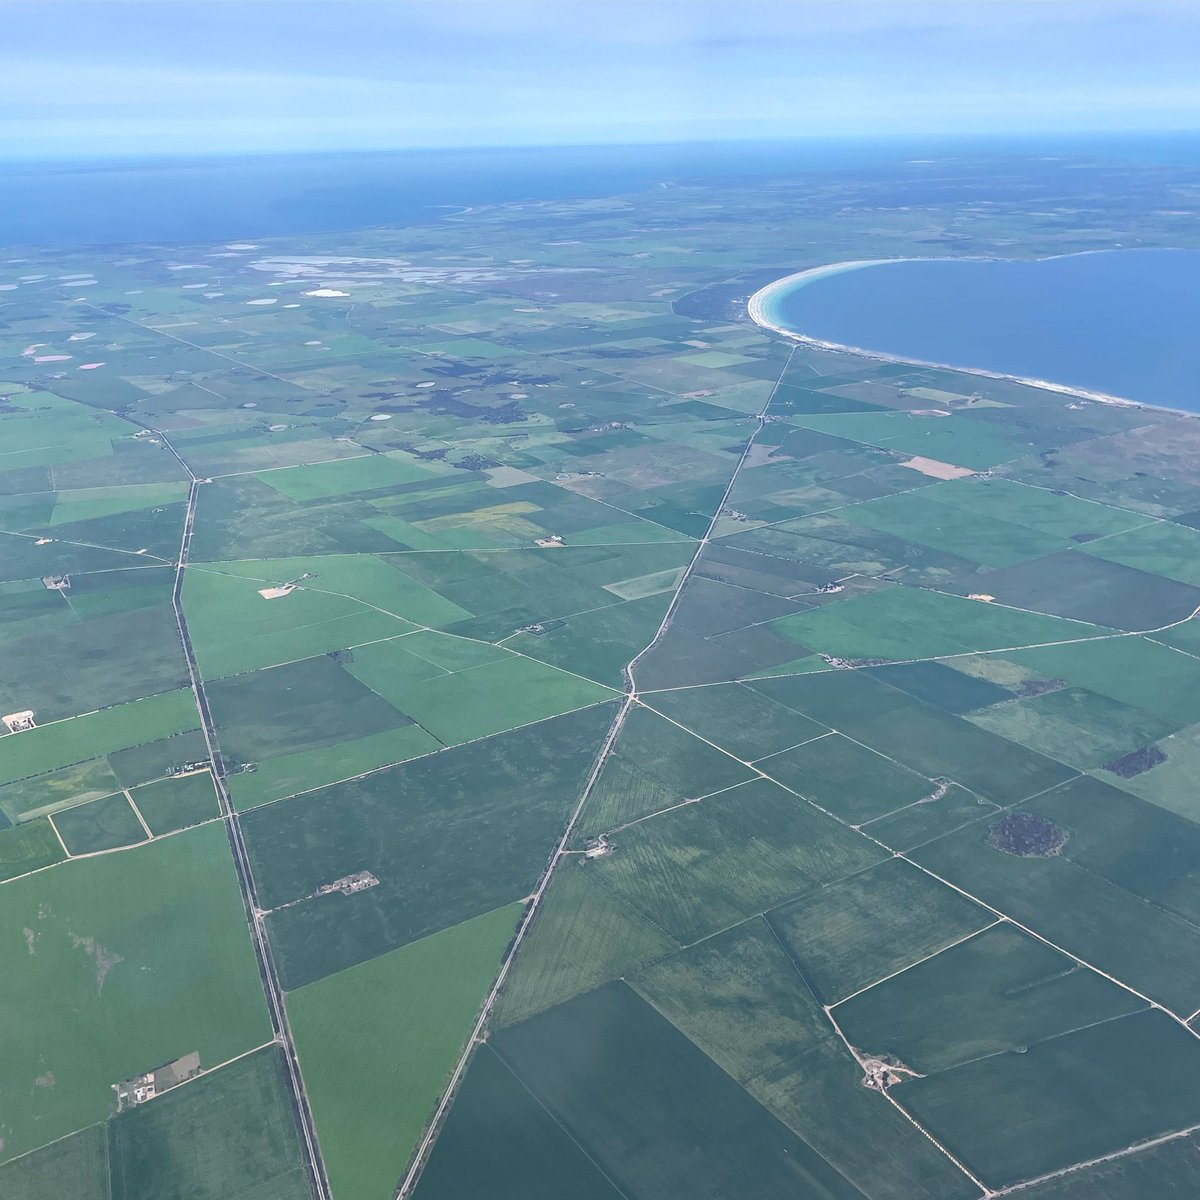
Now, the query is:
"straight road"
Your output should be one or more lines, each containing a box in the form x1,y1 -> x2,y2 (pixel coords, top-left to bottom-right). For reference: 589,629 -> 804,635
125,416 -> 332,1200
396,346 -> 797,1197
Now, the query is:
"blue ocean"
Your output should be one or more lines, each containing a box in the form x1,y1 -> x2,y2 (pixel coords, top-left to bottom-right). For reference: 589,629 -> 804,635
763,247 -> 1200,412
4,133 -> 1198,248
0,139 -> 918,247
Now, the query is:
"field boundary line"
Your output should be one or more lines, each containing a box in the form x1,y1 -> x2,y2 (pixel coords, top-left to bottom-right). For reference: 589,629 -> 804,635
124,789 -> 154,840
990,1117 -> 1200,1196
109,411 -> 333,1200
759,912 -> 990,1195
0,524 -> 174,563
820,1000 -> 994,1196
185,562 -> 624,695
828,919 -> 1004,1007
640,670 -> 1200,1039
395,345 -> 798,1197
896,850 -> 1200,1034
487,1047 -> 637,1200
234,696 -> 618,817
46,814 -> 70,858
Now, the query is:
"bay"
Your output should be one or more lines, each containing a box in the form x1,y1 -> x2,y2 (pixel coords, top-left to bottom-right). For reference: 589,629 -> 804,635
760,248 -> 1200,412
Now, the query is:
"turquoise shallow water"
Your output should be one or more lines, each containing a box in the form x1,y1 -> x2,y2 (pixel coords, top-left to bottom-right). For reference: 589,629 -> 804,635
763,248 -> 1200,412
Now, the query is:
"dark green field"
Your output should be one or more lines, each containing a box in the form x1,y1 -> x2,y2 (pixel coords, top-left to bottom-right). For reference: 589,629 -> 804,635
108,1048 -> 311,1200
768,857 -> 993,1004
493,982 -> 865,1200
900,1010 -> 1200,1187
245,704 -> 614,987
414,1047 -> 626,1200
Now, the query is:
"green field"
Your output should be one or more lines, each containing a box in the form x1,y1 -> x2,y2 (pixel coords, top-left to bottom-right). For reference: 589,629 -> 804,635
255,452 -> 452,501
0,824 -> 271,1162
209,654 -> 414,763
914,816 -> 1200,1013
11,147 -> 1200,1200
922,476 -> 1149,539
0,1123 -> 110,1200
966,685 -> 1172,770
845,488 -> 1064,566
48,481 -> 190,527
227,724 -> 439,809
248,704 -> 614,987
495,862 -> 676,1027
900,1010 -> 1200,1187
414,1046 -> 626,1200
205,553 -> 472,626
789,409 -> 1033,470
766,584 -> 1103,664
863,784 -> 998,851
288,903 -> 521,1200
586,777 -> 881,944
496,981 -> 865,1200
0,818 -> 66,881
645,683 -> 827,761
751,1034 -> 979,1200
53,791 -> 147,854
108,1047 -> 311,1200
371,652 -> 615,744
752,669 -> 1078,803
633,919 -> 830,1083
756,731 -> 934,823
0,689 -> 198,788
768,857 -> 993,1004
1082,518 -> 1200,586
183,566 -> 411,679
1014,1130 -> 1200,1198
130,771 -> 220,834
1004,635 -> 1200,725
835,923 -> 1143,1073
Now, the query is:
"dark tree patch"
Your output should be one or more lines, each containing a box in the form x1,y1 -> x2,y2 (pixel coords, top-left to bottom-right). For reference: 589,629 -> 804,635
986,812 -> 1068,858
1104,744 -> 1168,779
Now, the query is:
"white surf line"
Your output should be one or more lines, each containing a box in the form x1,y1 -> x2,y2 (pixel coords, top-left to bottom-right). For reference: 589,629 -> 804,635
746,258 -> 1197,418
396,347 -> 799,1197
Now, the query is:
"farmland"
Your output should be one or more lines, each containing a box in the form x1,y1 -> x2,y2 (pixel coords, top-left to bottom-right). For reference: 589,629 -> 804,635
3,143 -> 1200,1200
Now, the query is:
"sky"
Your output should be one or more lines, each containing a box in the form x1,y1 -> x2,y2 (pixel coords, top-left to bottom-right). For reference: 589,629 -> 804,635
2,0 -> 1200,158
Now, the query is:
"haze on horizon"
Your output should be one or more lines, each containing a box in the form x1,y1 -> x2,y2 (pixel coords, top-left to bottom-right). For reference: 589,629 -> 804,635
3,0 -> 1200,159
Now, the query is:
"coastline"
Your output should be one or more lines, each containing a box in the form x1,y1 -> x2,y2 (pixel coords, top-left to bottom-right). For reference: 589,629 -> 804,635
745,257 -> 1188,417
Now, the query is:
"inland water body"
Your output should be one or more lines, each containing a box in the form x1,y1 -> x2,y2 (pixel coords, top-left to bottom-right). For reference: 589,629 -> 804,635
758,248 -> 1200,412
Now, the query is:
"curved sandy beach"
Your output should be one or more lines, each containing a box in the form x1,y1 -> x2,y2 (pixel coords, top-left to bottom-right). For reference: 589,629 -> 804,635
746,257 -> 1155,413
